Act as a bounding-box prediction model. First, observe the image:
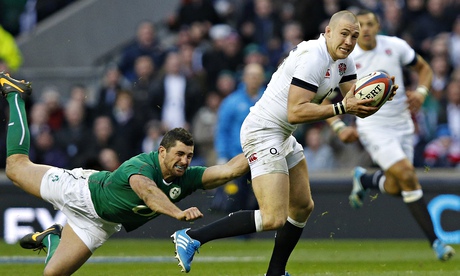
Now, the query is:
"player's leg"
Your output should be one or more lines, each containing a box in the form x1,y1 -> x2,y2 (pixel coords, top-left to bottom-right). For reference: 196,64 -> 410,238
266,157 -> 314,276
350,129 -> 404,206
43,224 -> 93,276
7,155 -> 53,197
185,171 -> 290,241
1,73 -> 52,197
172,127 -> 293,273
172,172 -> 289,273
356,129 -> 455,260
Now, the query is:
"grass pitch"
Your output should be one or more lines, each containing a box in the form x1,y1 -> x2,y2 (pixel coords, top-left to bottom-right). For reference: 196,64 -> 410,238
0,239 -> 458,275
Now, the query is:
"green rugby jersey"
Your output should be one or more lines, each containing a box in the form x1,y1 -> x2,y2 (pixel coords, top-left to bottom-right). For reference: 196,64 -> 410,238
88,151 -> 205,232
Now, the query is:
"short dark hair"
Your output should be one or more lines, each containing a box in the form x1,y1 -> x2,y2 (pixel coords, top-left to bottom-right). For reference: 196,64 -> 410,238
356,9 -> 379,23
160,128 -> 194,150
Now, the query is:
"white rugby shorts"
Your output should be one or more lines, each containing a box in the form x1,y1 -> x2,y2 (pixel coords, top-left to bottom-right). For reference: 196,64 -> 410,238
358,125 -> 414,170
240,115 -> 304,179
40,167 -> 122,252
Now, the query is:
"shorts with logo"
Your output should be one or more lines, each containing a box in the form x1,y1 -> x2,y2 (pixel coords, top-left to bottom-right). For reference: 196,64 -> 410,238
40,167 -> 122,252
240,115 -> 304,179
357,124 -> 414,170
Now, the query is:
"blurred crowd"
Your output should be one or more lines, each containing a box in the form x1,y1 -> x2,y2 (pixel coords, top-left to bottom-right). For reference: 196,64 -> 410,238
0,0 -> 459,172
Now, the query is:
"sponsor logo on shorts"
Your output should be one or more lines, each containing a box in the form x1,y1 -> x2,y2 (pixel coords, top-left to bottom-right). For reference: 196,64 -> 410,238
248,153 -> 258,164
169,187 -> 181,199
51,175 -> 59,182
269,148 -> 278,155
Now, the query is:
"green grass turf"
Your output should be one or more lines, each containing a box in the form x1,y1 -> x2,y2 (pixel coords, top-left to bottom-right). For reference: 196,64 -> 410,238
0,239 -> 458,275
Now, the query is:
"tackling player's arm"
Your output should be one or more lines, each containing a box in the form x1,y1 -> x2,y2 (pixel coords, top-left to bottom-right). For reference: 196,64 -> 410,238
130,174 -> 203,221
287,82 -> 377,124
201,153 -> 249,190
406,54 -> 433,113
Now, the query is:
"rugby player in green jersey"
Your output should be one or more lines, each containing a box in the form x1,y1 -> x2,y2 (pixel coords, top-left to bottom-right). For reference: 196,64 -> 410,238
0,72 -> 249,275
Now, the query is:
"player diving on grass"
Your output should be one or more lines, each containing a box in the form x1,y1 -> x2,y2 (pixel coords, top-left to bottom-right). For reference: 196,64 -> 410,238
0,72 -> 249,276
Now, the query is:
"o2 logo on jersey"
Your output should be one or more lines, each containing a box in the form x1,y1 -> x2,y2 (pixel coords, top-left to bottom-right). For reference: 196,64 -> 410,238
338,63 -> 347,76
169,187 -> 181,199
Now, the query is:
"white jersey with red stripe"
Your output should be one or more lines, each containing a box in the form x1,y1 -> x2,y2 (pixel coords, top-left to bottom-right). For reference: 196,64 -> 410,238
350,35 -> 416,133
249,34 -> 357,134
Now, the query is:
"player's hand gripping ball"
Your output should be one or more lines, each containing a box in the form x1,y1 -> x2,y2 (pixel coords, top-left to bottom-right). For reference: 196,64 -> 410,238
354,71 -> 394,107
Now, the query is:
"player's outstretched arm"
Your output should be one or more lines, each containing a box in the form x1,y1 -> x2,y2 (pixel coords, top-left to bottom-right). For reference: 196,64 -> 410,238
201,153 -> 249,190
130,174 -> 203,221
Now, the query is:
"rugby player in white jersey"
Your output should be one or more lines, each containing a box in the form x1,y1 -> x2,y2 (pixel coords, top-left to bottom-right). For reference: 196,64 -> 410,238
172,10 -> 393,275
348,9 -> 455,261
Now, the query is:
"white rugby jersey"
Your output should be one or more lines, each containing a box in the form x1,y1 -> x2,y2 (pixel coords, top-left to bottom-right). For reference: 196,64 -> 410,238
350,35 -> 417,130
249,35 -> 356,133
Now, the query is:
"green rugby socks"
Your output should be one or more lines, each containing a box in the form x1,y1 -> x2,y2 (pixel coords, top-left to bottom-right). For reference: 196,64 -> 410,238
6,93 -> 30,156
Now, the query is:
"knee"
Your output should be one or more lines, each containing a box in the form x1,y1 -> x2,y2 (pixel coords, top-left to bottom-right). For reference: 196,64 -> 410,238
261,211 -> 288,231
5,157 -> 20,182
398,168 -> 415,182
5,155 -> 30,183
396,169 -> 419,189
294,198 -> 314,221
43,266 -> 67,276
304,198 -> 314,214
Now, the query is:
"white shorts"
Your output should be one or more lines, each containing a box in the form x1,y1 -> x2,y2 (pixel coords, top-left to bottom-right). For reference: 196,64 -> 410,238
240,115 -> 304,179
357,125 -> 414,170
40,167 -> 122,252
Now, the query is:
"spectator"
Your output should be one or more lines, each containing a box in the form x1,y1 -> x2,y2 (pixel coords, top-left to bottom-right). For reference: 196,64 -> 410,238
168,0 -> 222,31
28,102 -> 50,139
150,51 -> 203,131
241,43 -> 273,80
109,90 -> 144,162
448,15 -> 460,68
431,54 -> 452,100
178,43 -> 207,91
277,20 -> 303,62
69,83 -> 95,127
29,128 -> 69,168
303,126 -> 336,172
409,0 -> 453,56
95,65 -> 128,117
294,0 -> 359,41
214,70 -> 236,98
40,86 -> 65,131
236,0 -> 283,49
424,79 -> 460,167
98,148 -> 121,172
83,115 -> 121,165
380,1 -> 404,36
0,24 -> 22,72
54,100 -> 92,168
130,55 -> 157,119
202,24 -> 243,91
192,91 -> 222,166
118,20 -> 165,82
212,63 -> 265,213
141,119 -> 165,154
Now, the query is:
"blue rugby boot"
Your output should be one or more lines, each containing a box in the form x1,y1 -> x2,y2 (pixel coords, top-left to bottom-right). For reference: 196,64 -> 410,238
432,239 -> 455,261
349,166 -> 367,209
171,228 -> 201,273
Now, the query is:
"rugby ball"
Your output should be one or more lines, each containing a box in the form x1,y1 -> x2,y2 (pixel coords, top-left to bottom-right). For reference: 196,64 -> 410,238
354,71 -> 393,107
